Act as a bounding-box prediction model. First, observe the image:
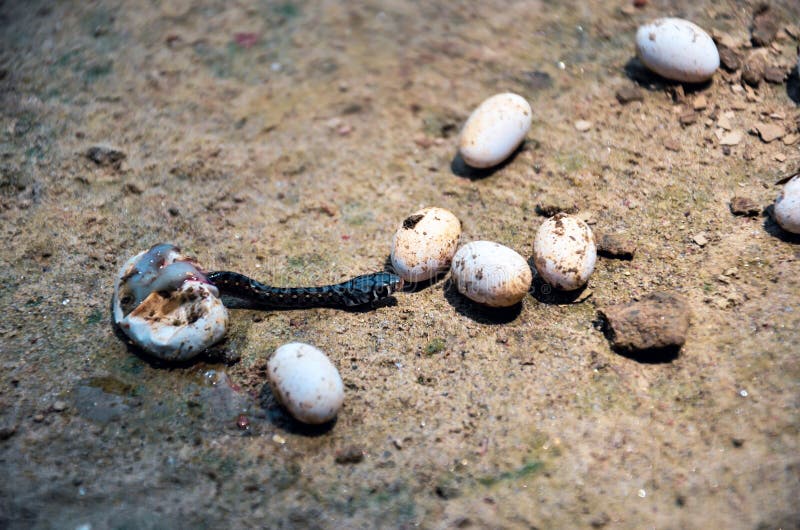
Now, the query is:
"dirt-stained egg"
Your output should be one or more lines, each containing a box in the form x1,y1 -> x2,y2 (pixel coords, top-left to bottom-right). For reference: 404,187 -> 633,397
635,18 -> 719,83
458,93 -> 532,168
450,241 -> 532,307
268,342 -> 345,425
391,207 -> 461,283
533,214 -> 596,291
112,243 -> 229,361
774,175 -> 800,234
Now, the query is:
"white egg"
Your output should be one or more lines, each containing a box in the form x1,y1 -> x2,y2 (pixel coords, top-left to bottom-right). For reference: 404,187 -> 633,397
774,175 -> 800,234
450,241 -> 532,307
533,214 -> 596,291
113,244 -> 228,361
391,207 -> 461,283
635,18 -> 719,83
268,342 -> 344,425
458,93 -> 532,168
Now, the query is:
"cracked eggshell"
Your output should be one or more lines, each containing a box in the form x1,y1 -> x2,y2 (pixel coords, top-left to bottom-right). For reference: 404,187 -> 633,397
458,93 -> 532,168
775,175 -> 800,234
268,342 -> 344,425
533,214 -> 596,291
391,207 -> 461,283
636,18 -> 719,83
450,241 -> 532,307
113,245 -> 228,361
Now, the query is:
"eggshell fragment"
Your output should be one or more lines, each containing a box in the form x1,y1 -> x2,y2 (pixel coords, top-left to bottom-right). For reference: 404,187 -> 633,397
391,207 -> 461,283
533,214 -> 596,291
774,175 -> 800,234
635,18 -> 719,83
268,342 -> 344,425
450,241 -> 532,307
112,244 -> 228,361
458,93 -> 532,168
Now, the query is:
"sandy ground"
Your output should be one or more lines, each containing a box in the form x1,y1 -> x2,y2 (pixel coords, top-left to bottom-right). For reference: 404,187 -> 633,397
1,0 -> 799,528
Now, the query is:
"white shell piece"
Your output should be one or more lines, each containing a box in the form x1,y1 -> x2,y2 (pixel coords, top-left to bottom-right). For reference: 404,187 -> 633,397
112,246 -> 228,361
775,176 -> 800,234
635,18 -> 719,83
458,93 -> 532,168
390,207 -> 461,283
450,241 -> 532,307
268,342 -> 345,424
533,214 -> 596,291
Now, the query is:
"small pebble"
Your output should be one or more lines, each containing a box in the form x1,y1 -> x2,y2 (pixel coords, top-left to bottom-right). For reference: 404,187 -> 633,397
717,46 -> 742,71
533,214 -> 596,291
268,342 -> 344,425
450,241 -> 532,307
751,4 -> 779,47
692,233 -> 708,247
742,52 -> 766,86
52,400 -> 67,412
635,18 -> 719,83
763,66 -> 786,84
718,130 -> 743,146
774,176 -> 800,234
390,207 -> 461,283
574,120 -> 592,132
616,85 -> 644,104
334,445 -> 365,464
85,145 -> 126,168
755,123 -> 784,143
458,93 -> 532,168
596,233 -> 636,260
729,196 -> 761,217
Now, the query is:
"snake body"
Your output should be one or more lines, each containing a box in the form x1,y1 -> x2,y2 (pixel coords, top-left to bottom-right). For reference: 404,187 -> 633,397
206,271 -> 403,309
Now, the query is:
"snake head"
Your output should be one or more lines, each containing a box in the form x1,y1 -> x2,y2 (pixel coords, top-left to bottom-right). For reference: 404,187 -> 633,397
341,272 -> 403,306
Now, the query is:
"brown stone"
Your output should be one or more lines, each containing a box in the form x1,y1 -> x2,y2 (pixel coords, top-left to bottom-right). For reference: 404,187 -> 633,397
334,445 -> 365,464
598,292 -> 690,358
679,111 -> 697,126
763,66 -> 786,84
742,52 -> 766,86
596,233 -> 636,260
616,85 -> 644,104
730,196 -> 761,216
535,203 -> 579,217
718,46 -> 742,71
85,145 -> 126,168
751,4 -> 780,47
755,122 -> 785,143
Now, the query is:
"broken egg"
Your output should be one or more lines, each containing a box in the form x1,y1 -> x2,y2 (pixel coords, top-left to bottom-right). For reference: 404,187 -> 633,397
533,214 -> 596,291
458,93 -> 532,168
450,241 -> 532,307
112,244 -> 228,360
774,175 -> 800,234
390,207 -> 461,283
268,342 -> 345,424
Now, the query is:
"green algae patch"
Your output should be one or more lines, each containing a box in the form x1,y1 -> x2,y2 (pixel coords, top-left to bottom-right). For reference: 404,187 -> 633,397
477,460 -> 543,487
424,338 -> 446,355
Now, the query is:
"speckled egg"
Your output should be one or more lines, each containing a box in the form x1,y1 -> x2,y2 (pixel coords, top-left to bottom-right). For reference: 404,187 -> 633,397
391,207 -> 461,283
268,342 -> 344,425
450,241 -> 532,307
533,214 -> 596,291
774,175 -> 800,234
636,18 -> 719,83
458,93 -> 532,168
